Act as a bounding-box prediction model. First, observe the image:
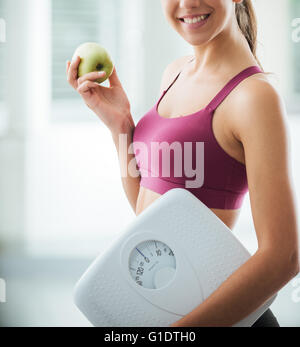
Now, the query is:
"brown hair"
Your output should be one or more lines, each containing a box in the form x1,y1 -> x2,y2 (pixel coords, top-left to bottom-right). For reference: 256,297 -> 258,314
235,0 -> 264,72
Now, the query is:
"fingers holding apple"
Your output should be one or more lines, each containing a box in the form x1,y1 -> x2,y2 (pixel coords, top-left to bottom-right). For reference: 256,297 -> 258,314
107,66 -> 122,88
77,80 -> 99,95
77,71 -> 106,86
67,42 -> 134,131
66,60 -> 70,75
67,55 -> 81,89
72,42 -> 114,84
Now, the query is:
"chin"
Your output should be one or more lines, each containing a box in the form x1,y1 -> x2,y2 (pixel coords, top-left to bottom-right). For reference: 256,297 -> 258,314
183,35 -> 214,47
171,10 -> 228,48
176,28 -> 215,47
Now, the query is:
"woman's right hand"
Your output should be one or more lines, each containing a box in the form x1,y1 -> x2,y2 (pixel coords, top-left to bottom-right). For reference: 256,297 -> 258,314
66,56 -> 134,132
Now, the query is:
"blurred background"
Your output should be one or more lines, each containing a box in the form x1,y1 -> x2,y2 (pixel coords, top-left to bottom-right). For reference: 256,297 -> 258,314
0,0 -> 300,327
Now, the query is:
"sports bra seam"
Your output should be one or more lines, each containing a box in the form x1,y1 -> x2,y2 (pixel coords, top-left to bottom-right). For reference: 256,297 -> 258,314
208,107 -> 247,168
162,56 -> 196,94
141,173 -> 246,195
225,162 -> 235,209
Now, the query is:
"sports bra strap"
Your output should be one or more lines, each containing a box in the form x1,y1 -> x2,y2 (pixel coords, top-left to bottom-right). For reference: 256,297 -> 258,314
164,71 -> 181,94
206,66 -> 263,111
163,57 -> 196,94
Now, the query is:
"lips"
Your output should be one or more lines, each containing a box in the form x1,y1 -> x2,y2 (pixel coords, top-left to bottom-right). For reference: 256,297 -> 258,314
178,14 -> 211,30
178,13 -> 211,21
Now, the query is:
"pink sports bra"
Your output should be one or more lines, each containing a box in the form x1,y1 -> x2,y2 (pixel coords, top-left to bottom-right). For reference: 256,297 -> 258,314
133,58 -> 263,209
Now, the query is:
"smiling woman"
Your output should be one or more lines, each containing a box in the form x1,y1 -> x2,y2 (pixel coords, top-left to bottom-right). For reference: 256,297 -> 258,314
132,0 -> 299,327
64,0 -> 299,328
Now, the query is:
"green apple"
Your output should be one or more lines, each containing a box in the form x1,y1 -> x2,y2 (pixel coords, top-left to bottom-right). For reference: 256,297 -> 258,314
73,42 -> 114,84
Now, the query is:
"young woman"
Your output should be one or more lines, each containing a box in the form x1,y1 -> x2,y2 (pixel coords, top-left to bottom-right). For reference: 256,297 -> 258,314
67,0 -> 299,327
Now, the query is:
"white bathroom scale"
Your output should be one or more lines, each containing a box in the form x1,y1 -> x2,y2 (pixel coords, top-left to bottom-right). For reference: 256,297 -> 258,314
74,188 -> 277,327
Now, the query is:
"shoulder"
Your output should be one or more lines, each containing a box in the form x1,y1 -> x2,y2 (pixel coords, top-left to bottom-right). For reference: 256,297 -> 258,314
159,55 -> 194,94
228,74 -> 288,144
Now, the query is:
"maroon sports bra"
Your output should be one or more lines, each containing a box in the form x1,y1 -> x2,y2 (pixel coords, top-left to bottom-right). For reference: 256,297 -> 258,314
133,60 -> 263,209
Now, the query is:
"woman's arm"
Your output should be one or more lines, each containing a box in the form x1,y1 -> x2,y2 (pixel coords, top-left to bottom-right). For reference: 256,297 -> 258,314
66,58 -> 141,214
111,117 -> 141,215
171,78 -> 300,327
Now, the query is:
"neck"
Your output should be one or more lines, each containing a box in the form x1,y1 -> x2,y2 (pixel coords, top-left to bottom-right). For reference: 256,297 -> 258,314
189,21 -> 257,77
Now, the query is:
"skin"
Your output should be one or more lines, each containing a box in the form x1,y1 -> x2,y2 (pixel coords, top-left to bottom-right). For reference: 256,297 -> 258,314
67,0 -> 299,327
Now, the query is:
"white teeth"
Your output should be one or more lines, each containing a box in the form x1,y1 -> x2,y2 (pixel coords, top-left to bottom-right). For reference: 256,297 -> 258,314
183,15 -> 208,24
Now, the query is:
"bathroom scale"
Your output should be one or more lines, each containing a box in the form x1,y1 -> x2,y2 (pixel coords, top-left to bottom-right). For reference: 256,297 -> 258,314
74,188 -> 277,327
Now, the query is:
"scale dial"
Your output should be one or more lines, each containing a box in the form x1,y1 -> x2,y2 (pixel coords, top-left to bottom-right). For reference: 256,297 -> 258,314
129,240 -> 176,290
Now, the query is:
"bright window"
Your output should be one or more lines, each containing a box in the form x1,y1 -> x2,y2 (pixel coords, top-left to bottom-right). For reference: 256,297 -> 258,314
51,0 -> 121,122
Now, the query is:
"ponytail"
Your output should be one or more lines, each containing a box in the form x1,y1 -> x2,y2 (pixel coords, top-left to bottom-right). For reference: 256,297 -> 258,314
235,1 -> 264,71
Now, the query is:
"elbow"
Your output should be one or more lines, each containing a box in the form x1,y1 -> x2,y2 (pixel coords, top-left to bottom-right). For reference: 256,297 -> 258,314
261,247 -> 299,281
281,249 -> 299,280
259,226 -> 299,280
290,250 -> 300,278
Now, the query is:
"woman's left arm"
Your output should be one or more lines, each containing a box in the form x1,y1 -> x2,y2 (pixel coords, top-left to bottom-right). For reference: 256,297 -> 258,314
171,79 -> 300,327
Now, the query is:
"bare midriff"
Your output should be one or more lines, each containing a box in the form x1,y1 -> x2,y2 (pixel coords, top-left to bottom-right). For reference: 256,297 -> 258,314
136,186 -> 241,230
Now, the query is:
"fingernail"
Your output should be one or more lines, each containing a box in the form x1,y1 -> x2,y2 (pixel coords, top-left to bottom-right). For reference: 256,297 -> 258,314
98,71 -> 106,76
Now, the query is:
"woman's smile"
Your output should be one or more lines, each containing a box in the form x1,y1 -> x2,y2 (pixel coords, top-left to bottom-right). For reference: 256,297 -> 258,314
178,13 -> 211,31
